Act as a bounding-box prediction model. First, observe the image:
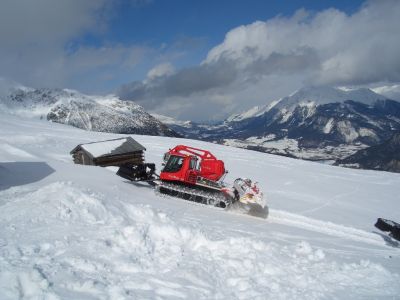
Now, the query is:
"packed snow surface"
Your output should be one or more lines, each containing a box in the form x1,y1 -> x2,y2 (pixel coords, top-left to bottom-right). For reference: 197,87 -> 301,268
1,112 -> 400,299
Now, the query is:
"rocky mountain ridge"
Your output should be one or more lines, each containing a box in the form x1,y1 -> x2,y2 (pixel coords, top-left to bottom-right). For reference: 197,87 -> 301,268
168,87 -> 400,161
336,131 -> 400,173
0,87 -> 179,137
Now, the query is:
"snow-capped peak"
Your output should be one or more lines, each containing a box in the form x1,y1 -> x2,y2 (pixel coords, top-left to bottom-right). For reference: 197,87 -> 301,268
371,84 -> 400,101
0,78 -> 32,98
226,106 -> 263,122
150,113 -> 193,127
225,87 -> 389,125
225,86 -> 387,127
226,100 -> 280,123
276,86 -> 388,109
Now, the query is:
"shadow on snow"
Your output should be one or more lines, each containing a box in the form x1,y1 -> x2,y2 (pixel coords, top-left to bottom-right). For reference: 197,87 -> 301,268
0,161 -> 55,191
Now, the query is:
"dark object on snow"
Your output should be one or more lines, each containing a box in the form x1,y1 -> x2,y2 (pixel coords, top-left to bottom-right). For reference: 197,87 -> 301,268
70,137 -> 146,167
117,162 -> 156,181
375,218 -> 400,241
375,218 -> 395,232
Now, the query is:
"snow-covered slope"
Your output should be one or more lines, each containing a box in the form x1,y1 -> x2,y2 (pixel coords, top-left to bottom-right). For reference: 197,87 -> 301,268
1,112 -> 399,299
275,86 -> 387,109
0,87 -> 178,137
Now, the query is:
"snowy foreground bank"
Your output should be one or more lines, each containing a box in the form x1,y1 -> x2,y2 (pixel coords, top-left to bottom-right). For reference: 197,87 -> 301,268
0,113 -> 399,299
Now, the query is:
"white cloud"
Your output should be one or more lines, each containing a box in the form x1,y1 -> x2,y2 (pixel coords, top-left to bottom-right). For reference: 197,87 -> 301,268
147,63 -> 175,80
63,45 -> 150,91
0,1 -> 106,87
119,0 -> 400,121
205,0 -> 400,85
0,0 -> 154,92
0,0 -> 108,50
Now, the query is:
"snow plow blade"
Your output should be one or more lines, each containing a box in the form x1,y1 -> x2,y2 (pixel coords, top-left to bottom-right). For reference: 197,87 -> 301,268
116,163 -> 156,182
375,218 -> 400,241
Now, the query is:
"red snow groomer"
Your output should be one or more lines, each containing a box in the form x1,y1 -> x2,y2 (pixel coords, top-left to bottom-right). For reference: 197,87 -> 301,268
117,145 -> 267,218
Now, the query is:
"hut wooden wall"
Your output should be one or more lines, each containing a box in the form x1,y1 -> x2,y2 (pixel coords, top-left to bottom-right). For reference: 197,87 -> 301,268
93,151 -> 144,167
72,150 -> 94,165
72,149 -> 145,167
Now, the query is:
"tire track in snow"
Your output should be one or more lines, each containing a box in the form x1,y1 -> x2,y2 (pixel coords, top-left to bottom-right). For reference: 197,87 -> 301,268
269,209 -> 383,246
144,191 -> 386,248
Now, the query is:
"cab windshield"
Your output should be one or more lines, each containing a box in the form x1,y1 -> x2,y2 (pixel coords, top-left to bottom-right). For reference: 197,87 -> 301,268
163,155 -> 184,173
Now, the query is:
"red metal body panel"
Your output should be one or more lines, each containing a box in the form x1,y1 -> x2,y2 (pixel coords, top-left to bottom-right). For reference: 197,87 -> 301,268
159,145 -> 226,185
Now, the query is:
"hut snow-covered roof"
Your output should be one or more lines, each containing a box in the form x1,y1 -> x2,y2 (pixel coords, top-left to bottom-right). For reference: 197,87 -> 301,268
70,137 -> 146,158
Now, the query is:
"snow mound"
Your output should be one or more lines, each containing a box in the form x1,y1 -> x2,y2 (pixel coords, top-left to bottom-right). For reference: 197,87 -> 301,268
1,181 -> 399,299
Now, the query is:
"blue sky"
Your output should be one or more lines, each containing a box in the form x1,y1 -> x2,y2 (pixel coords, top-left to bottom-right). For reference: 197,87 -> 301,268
101,0 -> 364,49
76,0 -> 365,81
1,0 -> 399,121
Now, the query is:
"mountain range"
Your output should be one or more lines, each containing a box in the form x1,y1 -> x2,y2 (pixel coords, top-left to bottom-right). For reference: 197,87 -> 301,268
166,87 -> 400,161
1,84 -> 399,171
0,87 -> 178,137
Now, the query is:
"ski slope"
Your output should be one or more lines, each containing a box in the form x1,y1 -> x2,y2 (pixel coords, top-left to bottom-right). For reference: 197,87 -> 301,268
0,112 -> 399,299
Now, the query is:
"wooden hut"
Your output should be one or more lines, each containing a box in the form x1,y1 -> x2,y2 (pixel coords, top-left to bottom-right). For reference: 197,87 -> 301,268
70,137 -> 146,167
